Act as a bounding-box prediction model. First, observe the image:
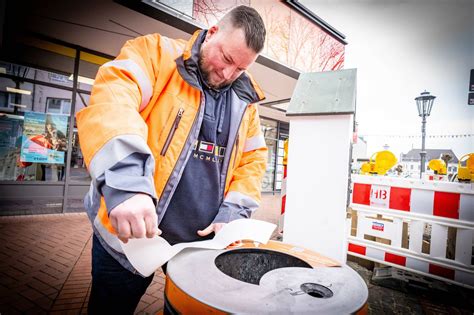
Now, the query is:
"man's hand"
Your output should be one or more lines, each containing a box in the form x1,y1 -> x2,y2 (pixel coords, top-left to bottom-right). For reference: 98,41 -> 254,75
197,223 -> 241,246
109,193 -> 161,243
197,223 -> 226,237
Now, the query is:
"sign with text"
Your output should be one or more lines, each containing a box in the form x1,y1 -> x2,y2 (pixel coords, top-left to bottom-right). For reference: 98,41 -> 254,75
372,221 -> 385,231
20,111 -> 68,164
370,185 -> 390,209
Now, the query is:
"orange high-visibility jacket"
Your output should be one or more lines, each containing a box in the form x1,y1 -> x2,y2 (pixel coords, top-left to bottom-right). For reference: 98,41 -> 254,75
76,30 -> 267,269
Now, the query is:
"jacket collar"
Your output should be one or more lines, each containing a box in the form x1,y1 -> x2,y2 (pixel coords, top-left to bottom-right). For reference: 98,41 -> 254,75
175,30 -> 265,104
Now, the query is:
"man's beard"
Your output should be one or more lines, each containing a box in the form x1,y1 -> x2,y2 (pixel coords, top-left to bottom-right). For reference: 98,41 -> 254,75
199,50 -> 227,90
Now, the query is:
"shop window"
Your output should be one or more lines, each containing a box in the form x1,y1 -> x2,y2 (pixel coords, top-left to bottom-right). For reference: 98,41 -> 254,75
0,60 -> 74,90
261,118 -> 278,139
149,0 -> 194,17
258,118 -> 289,192
263,138 -> 276,192
46,97 -> 71,115
0,91 -> 13,112
2,42 -> 109,94
0,73 -> 72,182
78,53 -> 110,92
69,93 -> 91,183
260,118 -> 278,192
275,132 -> 288,191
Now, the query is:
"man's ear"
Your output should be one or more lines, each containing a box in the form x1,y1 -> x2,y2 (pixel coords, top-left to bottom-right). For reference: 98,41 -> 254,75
205,25 -> 219,42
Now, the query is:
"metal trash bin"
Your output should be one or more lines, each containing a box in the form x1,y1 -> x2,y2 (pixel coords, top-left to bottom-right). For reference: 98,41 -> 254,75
164,240 -> 368,314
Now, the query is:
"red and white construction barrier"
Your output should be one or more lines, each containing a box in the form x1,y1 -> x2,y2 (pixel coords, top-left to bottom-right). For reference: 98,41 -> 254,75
347,241 -> 474,286
278,164 -> 287,234
349,174 -> 474,288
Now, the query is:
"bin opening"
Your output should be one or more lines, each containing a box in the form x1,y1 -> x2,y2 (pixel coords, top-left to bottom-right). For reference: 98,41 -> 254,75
215,248 -> 312,285
301,282 -> 333,298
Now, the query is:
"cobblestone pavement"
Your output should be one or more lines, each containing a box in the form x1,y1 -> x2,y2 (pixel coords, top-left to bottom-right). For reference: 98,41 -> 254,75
0,213 -> 164,314
348,260 -> 474,314
0,194 -> 472,314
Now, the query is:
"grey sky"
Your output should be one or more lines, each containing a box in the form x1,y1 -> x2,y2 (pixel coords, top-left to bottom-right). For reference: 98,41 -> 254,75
301,0 -> 474,158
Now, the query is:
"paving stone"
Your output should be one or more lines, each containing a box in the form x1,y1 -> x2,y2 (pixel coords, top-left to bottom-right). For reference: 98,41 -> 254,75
62,282 -> 91,290
20,288 -> 44,302
15,257 -> 36,270
48,292 -> 59,300
57,291 -> 89,300
142,298 -> 165,314
59,287 -> 89,295
33,271 -> 61,284
135,301 -> 150,314
54,297 -> 86,305
1,306 -> 23,315
50,302 -> 83,311
56,251 -> 77,261
27,280 -> 58,295
140,293 -> 157,305
0,272 -> 20,288
9,295 -> 36,312
48,258 -> 72,270
25,309 -> 48,315
32,296 -> 55,310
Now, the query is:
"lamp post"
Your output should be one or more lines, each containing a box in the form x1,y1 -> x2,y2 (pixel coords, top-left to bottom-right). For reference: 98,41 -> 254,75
415,90 -> 436,179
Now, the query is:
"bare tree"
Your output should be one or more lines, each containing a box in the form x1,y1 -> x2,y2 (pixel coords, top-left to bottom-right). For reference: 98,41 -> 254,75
193,0 -> 248,26
441,153 -> 453,172
192,0 -> 345,73
288,11 -> 313,68
395,164 -> 403,176
262,6 -> 290,65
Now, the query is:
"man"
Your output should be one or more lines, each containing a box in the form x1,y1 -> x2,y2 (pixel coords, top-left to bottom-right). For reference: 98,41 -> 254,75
76,5 -> 267,314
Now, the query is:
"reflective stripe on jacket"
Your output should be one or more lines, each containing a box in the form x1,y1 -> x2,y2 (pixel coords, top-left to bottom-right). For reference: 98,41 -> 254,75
76,30 -> 267,273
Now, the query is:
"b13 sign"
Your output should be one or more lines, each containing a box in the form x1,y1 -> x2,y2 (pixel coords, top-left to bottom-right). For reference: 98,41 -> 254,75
370,185 -> 390,208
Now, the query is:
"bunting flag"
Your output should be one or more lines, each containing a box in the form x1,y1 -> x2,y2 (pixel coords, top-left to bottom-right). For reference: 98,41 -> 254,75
360,134 -> 473,139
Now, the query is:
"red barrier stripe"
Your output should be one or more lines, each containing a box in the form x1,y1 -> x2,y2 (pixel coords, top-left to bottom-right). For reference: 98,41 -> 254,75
384,252 -> 406,266
389,187 -> 411,211
281,195 -> 286,215
281,165 -> 287,215
348,243 -> 366,255
433,191 -> 460,219
429,264 -> 455,280
352,183 -> 371,205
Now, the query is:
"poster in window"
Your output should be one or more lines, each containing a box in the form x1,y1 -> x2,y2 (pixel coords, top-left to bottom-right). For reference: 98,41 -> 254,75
0,116 -> 23,179
20,111 -> 68,164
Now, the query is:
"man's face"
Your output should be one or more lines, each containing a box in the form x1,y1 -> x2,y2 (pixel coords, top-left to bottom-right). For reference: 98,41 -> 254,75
199,25 -> 258,89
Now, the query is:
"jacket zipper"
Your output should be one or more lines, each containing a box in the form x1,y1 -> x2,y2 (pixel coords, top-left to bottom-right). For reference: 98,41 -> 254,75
157,97 -> 204,223
232,133 -> 240,168
160,108 -> 184,156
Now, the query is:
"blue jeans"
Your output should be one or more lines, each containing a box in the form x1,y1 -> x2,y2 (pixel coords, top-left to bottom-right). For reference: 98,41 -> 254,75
88,234 -> 154,314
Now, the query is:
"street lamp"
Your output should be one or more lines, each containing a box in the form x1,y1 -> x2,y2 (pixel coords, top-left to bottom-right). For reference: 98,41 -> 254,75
415,90 -> 436,178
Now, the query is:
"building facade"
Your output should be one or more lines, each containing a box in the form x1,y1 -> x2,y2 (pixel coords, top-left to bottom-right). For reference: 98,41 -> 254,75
400,149 -> 459,178
0,0 -> 346,214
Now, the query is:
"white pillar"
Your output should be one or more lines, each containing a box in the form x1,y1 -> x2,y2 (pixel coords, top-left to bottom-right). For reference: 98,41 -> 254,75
283,69 -> 357,264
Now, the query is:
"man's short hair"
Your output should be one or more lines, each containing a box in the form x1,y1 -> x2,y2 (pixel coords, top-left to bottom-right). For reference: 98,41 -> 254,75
222,5 -> 266,53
